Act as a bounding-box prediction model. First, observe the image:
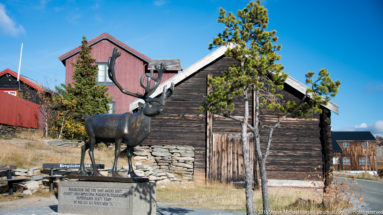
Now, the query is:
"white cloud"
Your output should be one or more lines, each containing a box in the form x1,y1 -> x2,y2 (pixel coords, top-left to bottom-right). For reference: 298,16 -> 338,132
355,122 -> 367,129
354,120 -> 383,137
153,0 -> 167,6
0,4 -> 25,36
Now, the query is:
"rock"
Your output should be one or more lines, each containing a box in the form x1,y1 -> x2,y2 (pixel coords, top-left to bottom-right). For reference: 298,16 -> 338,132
152,151 -> 171,157
31,175 -> 44,180
166,173 -> 175,178
133,151 -> 151,156
134,170 -> 145,177
180,152 -> 194,157
149,175 -> 157,181
172,163 -> 193,169
134,156 -> 148,161
157,179 -> 171,185
21,181 -> 40,195
173,156 -> 194,162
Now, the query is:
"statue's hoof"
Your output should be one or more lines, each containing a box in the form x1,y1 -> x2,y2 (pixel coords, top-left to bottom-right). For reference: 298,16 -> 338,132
79,171 -> 89,176
91,172 -> 103,177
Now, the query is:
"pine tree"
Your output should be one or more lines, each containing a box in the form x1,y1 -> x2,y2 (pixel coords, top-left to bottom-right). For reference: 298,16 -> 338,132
53,36 -> 112,139
202,1 -> 340,214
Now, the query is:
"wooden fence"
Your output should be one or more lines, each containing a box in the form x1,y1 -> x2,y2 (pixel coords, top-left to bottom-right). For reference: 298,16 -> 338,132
0,92 -> 39,128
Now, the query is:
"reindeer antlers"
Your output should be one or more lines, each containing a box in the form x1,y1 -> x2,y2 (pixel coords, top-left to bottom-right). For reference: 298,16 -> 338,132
108,47 -> 166,100
140,63 -> 165,98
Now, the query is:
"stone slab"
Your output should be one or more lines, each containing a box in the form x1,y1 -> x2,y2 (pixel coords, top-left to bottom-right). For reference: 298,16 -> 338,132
58,180 -> 156,215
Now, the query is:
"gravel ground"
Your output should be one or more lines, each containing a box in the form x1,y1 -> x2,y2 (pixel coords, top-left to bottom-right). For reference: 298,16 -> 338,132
0,196 -> 246,215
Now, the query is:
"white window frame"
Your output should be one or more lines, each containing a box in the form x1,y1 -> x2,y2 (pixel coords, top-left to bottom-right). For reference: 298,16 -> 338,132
4,90 -> 17,96
342,157 -> 351,165
359,157 -> 370,166
333,157 -> 340,165
361,142 -> 368,148
343,142 -> 350,148
97,63 -> 112,84
107,101 -> 115,114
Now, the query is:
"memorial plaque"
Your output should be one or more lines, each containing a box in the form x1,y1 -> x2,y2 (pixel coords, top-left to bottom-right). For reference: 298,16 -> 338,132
58,181 -> 156,215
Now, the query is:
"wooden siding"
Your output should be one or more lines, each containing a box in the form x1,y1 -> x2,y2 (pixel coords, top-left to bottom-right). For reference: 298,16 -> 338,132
64,39 -> 176,114
0,74 -> 40,104
142,56 -> 326,181
335,141 -> 376,170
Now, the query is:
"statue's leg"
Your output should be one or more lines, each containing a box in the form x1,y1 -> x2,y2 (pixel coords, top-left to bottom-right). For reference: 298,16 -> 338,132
111,139 -> 122,177
127,147 -> 138,178
88,140 -> 101,176
79,142 -> 90,176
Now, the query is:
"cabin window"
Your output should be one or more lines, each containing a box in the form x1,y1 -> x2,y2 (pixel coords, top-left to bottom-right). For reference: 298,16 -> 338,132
359,157 -> 370,165
332,157 -> 340,165
97,63 -> 111,83
342,157 -> 351,165
107,101 -> 115,114
343,142 -> 350,148
361,142 -> 368,148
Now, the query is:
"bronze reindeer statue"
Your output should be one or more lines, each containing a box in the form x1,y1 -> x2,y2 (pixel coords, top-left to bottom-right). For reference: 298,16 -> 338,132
79,47 -> 174,177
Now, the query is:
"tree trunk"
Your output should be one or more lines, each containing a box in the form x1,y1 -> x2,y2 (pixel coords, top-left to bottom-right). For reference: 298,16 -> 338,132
45,117 -> 48,137
259,158 -> 270,215
58,116 -> 65,139
242,90 -> 254,215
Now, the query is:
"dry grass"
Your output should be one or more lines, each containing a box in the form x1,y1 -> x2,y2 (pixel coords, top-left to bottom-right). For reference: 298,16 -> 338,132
0,139 -> 128,169
14,129 -> 45,140
157,181 -> 325,213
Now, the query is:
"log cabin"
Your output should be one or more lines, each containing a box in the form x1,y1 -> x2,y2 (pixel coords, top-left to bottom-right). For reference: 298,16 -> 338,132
59,33 -> 182,114
0,68 -> 43,104
332,131 -> 377,171
130,46 -> 339,184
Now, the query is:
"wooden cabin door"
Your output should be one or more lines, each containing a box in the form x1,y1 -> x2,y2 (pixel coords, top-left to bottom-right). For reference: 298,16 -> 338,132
208,133 -> 256,183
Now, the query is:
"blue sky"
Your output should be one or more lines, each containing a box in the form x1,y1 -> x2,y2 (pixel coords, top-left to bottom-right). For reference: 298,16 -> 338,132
0,0 -> 382,136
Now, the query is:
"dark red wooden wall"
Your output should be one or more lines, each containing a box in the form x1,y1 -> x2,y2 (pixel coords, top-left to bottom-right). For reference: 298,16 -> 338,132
0,92 -> 39,128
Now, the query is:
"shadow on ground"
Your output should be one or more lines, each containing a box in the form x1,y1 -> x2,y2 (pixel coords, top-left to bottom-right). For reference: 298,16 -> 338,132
157,207 -> 193,215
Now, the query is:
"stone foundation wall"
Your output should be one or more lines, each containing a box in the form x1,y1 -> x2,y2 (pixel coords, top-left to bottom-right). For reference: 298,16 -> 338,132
0,124 -> 36,138
132,145 -> 195,183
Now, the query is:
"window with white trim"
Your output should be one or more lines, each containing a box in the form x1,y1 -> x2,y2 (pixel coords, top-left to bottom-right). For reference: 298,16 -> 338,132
361,142 -> 368,148
4,91 -> 17,96
343,142 -> 350,148
343,157 -> 351,165
333,157 -> 340,165
107,101 -> 115,114
359,157 -> 370,165
97,63 -> 111,83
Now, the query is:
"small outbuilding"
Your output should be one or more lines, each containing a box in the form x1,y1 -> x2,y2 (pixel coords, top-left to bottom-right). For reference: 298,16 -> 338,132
131,46 -> 339,183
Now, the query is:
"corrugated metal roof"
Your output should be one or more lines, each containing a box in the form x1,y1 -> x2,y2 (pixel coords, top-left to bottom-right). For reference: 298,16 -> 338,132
331,131 -> 376,152
148,59 -> 182,71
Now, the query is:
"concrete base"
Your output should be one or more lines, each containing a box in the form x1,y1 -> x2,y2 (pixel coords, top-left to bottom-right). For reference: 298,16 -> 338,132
58,180 -> 156,215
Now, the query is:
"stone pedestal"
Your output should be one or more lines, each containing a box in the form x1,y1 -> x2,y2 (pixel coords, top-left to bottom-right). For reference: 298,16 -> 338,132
58,179 -> 156,215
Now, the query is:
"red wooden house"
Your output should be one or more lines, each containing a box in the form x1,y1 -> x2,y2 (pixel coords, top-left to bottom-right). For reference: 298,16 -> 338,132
58,33 -> 182,114
0,69 -> 44,128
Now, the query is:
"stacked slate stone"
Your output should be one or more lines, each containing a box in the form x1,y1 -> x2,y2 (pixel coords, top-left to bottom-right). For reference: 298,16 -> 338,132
131,145 -> 194,183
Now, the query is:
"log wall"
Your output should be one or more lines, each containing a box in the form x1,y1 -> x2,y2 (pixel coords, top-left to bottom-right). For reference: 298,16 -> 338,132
142,56 -> 328,181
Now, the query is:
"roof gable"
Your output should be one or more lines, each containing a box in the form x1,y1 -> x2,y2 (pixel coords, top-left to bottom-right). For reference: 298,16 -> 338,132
130,45 -> 339,113
59,33 -> 151,65
0,69 -> 43,92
